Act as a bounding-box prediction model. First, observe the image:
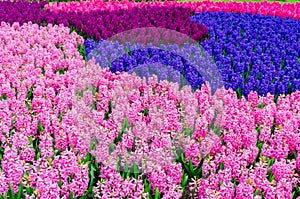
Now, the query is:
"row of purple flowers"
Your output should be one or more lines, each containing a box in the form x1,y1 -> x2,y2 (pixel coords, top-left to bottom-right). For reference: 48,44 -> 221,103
0,1 -> 208,42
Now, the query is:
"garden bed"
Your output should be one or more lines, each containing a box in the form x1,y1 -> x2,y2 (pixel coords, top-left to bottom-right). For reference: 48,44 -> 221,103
0,0 -> 299,198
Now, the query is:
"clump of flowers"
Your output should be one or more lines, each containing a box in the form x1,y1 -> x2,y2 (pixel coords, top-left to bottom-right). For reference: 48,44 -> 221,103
188,90 -> 300,198
73,59 -> 224,198
0,17 -> 299,199
0,21 -> 88,198
46,0 -> 300,20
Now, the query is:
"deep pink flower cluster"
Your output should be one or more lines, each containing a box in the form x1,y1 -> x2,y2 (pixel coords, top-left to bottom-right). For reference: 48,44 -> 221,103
45,0 -> 141,12
46,0 -> 300,20
191,1 -> 300,19
0,22 -> 88,197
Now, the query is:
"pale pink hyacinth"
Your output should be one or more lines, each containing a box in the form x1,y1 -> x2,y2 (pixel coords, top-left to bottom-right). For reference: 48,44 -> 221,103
75,59 -> 300,198
0,21 -> 88,198
189,91 -> 300,199
75,61 -> 224,197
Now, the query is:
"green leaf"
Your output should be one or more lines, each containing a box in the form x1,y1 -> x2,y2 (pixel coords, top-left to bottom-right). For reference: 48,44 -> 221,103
173,150 -> 179,160
154,187 -> 160,199
28,135 -> 34,144
25,187 -> 34,196
8,184 -> 14,199
194,166 -> 202,176
133,161 -> 139,179
90,163 -> 96,172
16,182 -> 23,199
126,162 -> 131,179
69,192 -> 74,199
144,180 -> 150,193
261,191 -> 265,199
181,173 -> 188,188
267,158 -> 275,167
144,180 -> 152,198
26,85 -> 34,100
233,178 -> 237,189
0,93 -> 7,100
122,118 -> 129,131
291,191 -> 295,199
236,88 -> 242,99
296,185 -> 300,194
109,142 -> 115,153
132,137 -> 137,152
25,101 -> 32,111
258,103 -> 265,109
38,120 -> 44,132
87,164 -> 95,194
256,126 -> 261,134
254,188 -> 260,196
219,180 -> 223,187
183,162 -> 193,178
115,131 -> 123,143
181,153 -> 185,162
189,159 -> 194,175
58,181 -> 62,188
143,108 -> 149,116
86,153 -> 91,162
192,188 -> 195,199
219,162 -> 224,170
269,175 -> 274,182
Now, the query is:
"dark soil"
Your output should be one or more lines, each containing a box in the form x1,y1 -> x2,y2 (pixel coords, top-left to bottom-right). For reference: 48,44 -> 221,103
181,181 -> 191,199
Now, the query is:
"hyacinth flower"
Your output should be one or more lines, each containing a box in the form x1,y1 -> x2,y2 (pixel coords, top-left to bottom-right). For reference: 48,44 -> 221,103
1,20 -> 300,198
192,11 -> 300,97
129,62 -> 183,87
74,59 -> 300,198
0,21 -> 89,198
86,38 -> 223,94
0,1 -> 209,42
46,0 -> 300,20
73,57 -> 227,198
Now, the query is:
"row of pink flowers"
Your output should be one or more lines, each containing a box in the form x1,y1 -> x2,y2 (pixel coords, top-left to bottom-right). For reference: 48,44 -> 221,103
0,22 -> 299,198
74,59 -> 300,198
45,0 -> 300,20
189,89 -> 300,198
0,22 -> 88,198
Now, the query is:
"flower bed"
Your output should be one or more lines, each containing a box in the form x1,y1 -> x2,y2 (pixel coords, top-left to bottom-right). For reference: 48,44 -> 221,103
193,12 -> 300,96
0,0 -> 299,198
0,1 -> 208,42
46,0 -> 300,20
85,11 -> 300,97
0,21 -> 87,198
